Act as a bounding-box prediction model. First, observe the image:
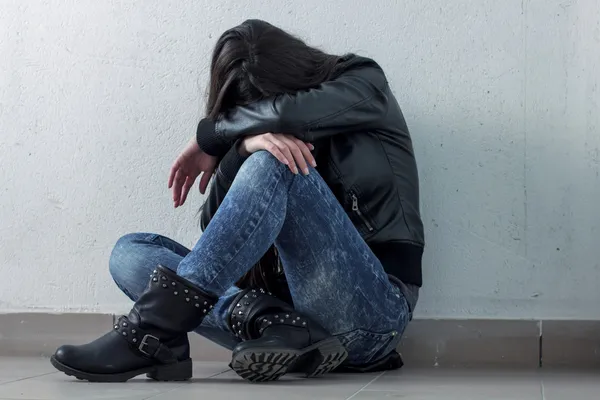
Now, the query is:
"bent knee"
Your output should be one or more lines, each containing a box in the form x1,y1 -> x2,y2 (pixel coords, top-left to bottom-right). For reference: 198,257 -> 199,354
108,233 -> 151,280
241,151 -> 287,174
235,151 -> 289,185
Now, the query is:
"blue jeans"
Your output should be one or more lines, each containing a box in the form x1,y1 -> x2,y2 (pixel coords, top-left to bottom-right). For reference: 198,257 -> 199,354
109,151 -> 410,366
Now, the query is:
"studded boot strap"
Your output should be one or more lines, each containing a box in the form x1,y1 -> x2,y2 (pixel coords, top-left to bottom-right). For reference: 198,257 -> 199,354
113,316 -> 178,363
149,267 -> 216,316
112,265 -> 218,363
228,288 -> 299,341
255,312 -> 309,336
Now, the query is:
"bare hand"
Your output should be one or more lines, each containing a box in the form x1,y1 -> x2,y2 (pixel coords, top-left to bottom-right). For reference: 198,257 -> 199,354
239,133 -> 316,175
168,138 -> 218,208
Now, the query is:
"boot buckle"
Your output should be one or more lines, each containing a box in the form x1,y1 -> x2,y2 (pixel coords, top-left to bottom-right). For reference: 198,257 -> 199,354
138,334 -> 160,357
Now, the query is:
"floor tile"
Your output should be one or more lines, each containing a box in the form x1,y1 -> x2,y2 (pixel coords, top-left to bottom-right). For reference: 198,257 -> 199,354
351,391 -> 538,400
541,371 -> 600,400
0,359 -> 228,399
0,358 -> 56,385
2,357 -> 598,400
149,370 -> 379,400
360,369 -> 543,400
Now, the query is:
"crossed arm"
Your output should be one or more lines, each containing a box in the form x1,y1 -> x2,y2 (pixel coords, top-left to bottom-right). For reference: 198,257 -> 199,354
169,62 -> 389,213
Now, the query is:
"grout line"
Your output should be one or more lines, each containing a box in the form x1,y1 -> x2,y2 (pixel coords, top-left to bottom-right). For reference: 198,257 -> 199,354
206,368 -> 234,378
143,387 -> 183,400
538,320 -> 543,368
344,371 -> 386,400
0,371 -> 58,386
141,368 -> 232,400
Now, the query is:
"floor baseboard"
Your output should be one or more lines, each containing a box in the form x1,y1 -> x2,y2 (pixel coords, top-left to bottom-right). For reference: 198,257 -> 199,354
1,313 -> 598,367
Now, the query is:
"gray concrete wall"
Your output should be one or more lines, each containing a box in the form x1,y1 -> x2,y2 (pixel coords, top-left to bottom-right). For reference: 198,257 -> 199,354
1,0 -> 599,319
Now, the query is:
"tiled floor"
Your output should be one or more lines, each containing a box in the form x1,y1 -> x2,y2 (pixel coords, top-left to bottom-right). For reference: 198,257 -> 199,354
0,358 -> 597,400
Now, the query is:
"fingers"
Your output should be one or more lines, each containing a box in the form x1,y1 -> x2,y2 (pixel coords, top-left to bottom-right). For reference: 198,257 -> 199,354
301,141 -> 317,167
178,176 -> 195,207
264,134 -> 298,174
263,141 -> 290,168
278,136 -> 308,175
199,170 -> 212,195
242,133 -> 316,175
285,136 -> 317,174
172,169 -> 186,207
168,160 -> 179,189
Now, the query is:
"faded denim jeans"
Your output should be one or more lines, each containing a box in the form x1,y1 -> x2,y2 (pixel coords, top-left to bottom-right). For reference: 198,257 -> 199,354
110,151 -> 410,366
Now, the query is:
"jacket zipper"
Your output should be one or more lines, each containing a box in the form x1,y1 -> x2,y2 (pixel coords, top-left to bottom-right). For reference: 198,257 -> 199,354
351,193 -> 374,232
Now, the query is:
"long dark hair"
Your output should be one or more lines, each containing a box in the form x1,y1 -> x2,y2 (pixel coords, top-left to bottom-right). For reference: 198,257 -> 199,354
206,19 -> 341,118
204,20 -> 342,300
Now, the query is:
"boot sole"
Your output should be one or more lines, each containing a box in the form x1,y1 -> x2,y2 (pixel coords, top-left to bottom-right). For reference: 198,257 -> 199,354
50,356 -> 193,382
230,336 -> 348,383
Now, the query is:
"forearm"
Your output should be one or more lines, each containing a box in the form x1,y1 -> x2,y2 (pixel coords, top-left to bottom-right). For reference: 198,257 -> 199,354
196,63 -> 389,156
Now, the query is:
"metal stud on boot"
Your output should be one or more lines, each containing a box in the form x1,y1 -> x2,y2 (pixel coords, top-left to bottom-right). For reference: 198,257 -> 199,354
227,288 -> 348,382
50,265 -> 217,382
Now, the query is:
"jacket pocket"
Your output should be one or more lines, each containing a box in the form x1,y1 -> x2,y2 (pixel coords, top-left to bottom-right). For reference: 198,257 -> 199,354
348,190 -> 375,234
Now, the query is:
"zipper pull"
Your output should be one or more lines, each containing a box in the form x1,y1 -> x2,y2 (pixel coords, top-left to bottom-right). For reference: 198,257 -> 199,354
350,193 -> 374,232
351,194 -> 359,211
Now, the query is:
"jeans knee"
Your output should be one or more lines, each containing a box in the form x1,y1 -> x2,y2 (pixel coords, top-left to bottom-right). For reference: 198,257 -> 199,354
239,151 -> 287,178
108,233 -> 144,285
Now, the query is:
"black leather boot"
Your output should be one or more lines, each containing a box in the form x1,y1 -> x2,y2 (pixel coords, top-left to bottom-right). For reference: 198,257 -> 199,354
228,288 -> 348,382
50,265 -> 217,382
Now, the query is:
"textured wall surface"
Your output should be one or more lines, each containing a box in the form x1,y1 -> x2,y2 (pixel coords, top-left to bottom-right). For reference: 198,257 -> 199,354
1,0 -> 599,318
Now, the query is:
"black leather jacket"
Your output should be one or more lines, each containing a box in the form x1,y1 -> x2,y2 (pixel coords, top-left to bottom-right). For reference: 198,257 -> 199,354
196,55 -> 424,286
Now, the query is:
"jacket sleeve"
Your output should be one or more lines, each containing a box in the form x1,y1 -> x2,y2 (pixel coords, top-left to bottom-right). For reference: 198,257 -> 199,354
200,142 -> 248,230
196,64 -> 389,157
